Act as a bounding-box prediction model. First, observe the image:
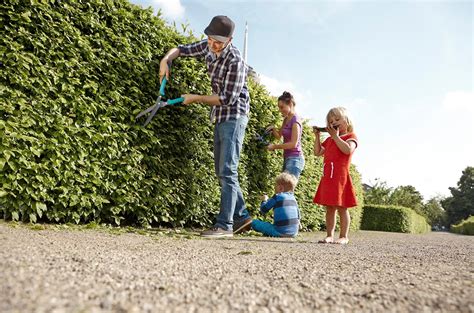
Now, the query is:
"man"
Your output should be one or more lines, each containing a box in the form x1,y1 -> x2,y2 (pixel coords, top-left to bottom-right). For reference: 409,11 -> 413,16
159,15 -> 252,238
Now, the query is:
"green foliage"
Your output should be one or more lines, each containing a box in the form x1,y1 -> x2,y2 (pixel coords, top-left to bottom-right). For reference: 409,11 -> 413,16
364,180 -> 427,219
363,179 -> 392,205
450,216 -> 474,236
361,205 -> 430,234
1,0 -> 363,230
390,185 -> 424,216
421,196 -> 446,227
1,0 -> 217,227
348,164 -> 364,230
441,166 -> 474,227
238,80 -> 282,219
295,125 -> 325,230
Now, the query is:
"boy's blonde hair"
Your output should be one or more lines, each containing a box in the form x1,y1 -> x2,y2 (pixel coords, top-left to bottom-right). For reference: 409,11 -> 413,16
326,107 -> 354,133
276,172 -> 298,192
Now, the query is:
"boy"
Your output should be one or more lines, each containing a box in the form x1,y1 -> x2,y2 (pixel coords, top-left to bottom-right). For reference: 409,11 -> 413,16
252,172 -> 300,237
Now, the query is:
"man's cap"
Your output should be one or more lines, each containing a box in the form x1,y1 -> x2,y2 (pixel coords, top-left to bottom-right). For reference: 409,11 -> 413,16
204,15 -> 235,41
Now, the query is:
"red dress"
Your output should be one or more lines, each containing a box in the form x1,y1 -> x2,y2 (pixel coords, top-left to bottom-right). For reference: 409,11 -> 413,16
313,133 -> 358,208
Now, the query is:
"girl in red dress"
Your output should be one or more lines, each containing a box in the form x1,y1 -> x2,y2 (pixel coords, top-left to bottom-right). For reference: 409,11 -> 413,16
313,107 -> 358,245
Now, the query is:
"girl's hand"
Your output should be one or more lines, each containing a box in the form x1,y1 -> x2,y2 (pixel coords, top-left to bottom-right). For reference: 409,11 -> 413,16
267,144 -> 276,151
327,124 -> 339,138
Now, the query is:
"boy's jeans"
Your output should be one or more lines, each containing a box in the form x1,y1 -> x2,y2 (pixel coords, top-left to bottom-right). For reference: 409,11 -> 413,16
283,156 -> 305,179
252,220 -> 298,237
214,116 -> 250,231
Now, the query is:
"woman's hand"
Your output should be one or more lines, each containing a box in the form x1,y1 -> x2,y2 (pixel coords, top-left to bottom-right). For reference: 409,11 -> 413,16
266,125 -> 277,137
266,144 -> 276,151
266,125 -> 275,132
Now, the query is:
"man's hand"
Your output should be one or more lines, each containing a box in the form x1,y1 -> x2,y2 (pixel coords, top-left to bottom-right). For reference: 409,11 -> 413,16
261,195 -> 269,201
159,48 -> 180,83
181,94 -> 200,105
159,59 -> 170,83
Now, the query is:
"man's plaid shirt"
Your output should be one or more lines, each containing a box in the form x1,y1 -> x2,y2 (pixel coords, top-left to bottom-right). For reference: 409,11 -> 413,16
178,39 -> 250,123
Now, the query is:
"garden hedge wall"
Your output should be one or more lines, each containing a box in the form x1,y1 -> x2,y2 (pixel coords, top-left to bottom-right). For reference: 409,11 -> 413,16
451,216 -> 474,235
1,0 -> 363,230
361,205 -> 430,234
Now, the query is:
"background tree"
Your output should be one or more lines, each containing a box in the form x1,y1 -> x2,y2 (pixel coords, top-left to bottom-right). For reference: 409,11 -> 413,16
364,180 -> 437,225
389,185 -> 424,217
441,166 -> 474,227
422,196 -> 446,228
363,179 -> 392,205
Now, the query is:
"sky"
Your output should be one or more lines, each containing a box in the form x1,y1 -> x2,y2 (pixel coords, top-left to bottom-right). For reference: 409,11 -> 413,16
130,0 -> 473,201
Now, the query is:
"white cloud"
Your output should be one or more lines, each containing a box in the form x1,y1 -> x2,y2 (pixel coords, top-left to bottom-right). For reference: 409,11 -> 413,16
150,0 -> 185,19
258,73 -> 370,126
259,74 -> 296,97
259,73 -> 321,122
443,90 -> 474,113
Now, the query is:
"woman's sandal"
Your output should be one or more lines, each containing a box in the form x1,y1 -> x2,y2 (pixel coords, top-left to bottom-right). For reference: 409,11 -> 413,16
318,237 -> 334,244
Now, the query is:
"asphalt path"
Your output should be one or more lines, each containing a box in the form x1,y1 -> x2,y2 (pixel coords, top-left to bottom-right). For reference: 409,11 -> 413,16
1,222 -> 472,312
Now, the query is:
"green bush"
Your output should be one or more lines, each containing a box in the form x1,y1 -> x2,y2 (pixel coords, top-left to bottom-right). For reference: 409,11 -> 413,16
451,216 -> 474,235
2,0 -> 219,227
361,205 -> 430,233
1,0 -> 363,230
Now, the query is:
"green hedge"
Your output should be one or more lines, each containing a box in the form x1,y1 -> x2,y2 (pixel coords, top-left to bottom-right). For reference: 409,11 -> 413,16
1,0 -> 363,230
361,205 -> 430,233
451,216 -> 474,235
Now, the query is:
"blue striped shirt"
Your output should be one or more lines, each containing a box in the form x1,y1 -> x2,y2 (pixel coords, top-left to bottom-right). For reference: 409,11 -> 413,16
178,39 -> 250,123
260,192 -> 300,230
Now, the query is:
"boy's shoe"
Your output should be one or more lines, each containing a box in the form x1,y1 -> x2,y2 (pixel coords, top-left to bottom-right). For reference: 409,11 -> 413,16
201,227 -> 233,238
233,218 -> 253,234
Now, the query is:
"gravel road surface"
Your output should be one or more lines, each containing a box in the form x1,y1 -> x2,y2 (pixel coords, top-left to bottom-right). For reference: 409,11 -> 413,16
1,222 -> 473,313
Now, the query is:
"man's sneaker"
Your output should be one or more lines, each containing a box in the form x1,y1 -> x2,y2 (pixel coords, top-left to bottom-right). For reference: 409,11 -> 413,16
233,218 -> 253,234
201,227 -> 233,238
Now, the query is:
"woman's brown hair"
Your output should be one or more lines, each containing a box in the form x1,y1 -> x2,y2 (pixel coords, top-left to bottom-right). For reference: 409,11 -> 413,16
278,91 -> 296,106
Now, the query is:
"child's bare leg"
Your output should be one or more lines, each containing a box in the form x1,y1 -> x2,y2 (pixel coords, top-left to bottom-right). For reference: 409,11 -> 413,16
335,207 -> 350,244
319,206 -> 337,243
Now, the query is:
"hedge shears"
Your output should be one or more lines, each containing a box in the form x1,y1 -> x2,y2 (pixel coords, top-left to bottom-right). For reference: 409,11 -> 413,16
136,76 -> 184,126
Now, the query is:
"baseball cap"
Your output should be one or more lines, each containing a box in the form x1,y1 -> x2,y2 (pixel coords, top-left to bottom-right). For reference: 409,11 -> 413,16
204,15 -> 235,42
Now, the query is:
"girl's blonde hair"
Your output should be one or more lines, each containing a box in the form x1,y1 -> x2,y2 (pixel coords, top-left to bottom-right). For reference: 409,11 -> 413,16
276,172 -> 298,192
326,107 -> 354,133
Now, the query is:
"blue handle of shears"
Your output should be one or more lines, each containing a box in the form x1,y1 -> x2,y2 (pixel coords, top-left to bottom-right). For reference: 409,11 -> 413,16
167,97 -> 184,105
159,77 -> 167,96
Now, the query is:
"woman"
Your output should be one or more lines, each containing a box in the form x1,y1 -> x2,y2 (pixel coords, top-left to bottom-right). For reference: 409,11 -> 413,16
267,91 -> 305,180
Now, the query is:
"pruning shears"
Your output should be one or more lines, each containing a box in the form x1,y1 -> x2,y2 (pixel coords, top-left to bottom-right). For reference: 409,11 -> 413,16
136,76 -> 184,126
254,126 -> 273,147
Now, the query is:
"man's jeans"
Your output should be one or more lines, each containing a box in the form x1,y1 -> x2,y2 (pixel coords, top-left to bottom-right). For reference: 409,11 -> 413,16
283,156 -> 305,179
214,116 -> 250,231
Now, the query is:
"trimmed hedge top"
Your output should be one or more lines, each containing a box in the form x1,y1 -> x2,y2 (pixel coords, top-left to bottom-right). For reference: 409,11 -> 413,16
361,205 -> 430,234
